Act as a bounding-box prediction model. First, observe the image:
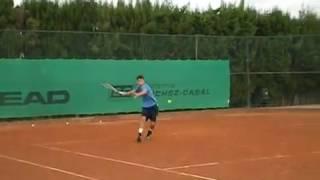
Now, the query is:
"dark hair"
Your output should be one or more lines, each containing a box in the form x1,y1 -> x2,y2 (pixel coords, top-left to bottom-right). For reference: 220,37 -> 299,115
136,75 -> 144,80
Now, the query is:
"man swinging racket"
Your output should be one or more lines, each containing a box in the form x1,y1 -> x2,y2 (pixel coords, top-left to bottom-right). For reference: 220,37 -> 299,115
102,75 -> 158,143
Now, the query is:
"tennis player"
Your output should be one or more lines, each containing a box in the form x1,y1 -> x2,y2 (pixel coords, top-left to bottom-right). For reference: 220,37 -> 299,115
123,75 -> 158,143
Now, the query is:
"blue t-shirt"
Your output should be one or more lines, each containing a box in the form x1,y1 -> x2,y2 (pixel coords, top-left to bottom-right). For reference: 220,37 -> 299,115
136,83 -> 157,108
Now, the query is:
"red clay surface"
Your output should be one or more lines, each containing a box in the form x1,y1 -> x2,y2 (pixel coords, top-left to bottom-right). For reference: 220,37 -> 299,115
0,108 -> 319,180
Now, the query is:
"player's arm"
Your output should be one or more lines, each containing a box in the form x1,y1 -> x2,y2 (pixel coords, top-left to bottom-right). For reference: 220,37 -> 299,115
122,86 -> 140,96
134,89 -> 147,97
123,90 -> 136,96
121,86 -> 147,97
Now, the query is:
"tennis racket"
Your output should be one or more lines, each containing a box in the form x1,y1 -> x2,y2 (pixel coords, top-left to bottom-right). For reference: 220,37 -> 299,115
101,83 -> 126,95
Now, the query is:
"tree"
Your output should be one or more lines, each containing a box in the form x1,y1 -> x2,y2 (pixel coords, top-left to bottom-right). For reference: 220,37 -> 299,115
0,0 -> 14,29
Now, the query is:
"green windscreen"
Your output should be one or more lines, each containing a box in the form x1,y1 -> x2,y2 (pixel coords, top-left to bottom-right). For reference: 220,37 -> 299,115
0,60 -> 230,118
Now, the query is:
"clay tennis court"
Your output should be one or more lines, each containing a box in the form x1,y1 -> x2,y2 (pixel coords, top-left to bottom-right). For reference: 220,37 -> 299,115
0,107 -> 319,180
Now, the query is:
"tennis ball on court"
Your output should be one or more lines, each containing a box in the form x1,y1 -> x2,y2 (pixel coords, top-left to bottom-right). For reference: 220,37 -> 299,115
66,122 -> 70,125
167,99 -> 172,104
31,124 -> 35,127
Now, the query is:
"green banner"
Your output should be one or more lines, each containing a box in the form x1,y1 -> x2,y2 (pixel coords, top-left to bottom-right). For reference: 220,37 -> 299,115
0,60 -> 230,118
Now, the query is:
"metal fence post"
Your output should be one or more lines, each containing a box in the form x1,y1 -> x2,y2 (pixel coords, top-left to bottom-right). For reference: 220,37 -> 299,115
246,39 -> 251,108
195,34 -> 198,60
20,31 -> 24,59
140,34 -> 144,59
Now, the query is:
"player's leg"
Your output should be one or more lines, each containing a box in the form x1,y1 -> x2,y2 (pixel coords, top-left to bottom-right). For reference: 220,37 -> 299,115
137,116 -> 146,143
137,107 -> 148,143
146,121 -> 156,139
146,105 -> 158,139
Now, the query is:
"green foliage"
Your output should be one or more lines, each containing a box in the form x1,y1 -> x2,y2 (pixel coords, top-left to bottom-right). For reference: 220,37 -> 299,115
0,0 -> 318,35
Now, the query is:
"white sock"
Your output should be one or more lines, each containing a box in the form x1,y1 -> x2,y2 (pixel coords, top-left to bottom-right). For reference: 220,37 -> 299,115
138,128 -> 143,134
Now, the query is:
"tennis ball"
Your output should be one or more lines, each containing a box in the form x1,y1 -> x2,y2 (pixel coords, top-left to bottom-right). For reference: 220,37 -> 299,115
167,99 -> 172,104
66,122 -> 70,125
31,124 -> 35,127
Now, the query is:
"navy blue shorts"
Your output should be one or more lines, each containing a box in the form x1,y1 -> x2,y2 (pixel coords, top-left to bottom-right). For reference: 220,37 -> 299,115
142,105 -> 158,122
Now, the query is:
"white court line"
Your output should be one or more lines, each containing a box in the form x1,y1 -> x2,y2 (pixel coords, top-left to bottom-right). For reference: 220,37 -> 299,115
166,170 -> 218,180
222,154 -> 292,165
36,145 -> 164,171
36,144 -> 216,180
164,162 -> 220,170
0,153 -> 99,180
164,154 -> 293,170
168,151 -> 320,170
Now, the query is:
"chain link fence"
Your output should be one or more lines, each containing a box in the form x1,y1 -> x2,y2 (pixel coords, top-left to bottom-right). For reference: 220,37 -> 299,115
1,30 -> 319,108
